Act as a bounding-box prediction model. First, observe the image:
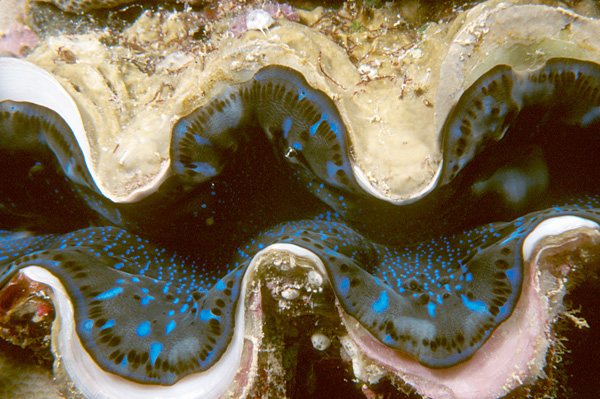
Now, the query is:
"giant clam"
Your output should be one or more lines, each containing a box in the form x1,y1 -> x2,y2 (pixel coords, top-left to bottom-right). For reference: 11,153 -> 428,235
1,0 -> 600,398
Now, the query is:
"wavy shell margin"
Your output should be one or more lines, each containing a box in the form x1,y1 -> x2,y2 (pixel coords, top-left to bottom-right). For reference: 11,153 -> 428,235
5,1 -> 598,203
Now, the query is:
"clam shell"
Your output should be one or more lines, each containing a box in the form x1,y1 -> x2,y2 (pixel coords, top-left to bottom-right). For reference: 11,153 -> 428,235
0,243 -> 331,398
3,219 -> 599,399
9,1 -> 600,205
2,1 -> 600,399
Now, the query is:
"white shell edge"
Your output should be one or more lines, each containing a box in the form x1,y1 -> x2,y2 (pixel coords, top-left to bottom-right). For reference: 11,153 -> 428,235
0,57 -> 90,159
20,265 -> 243,399
0,57 -> 170,204
16,243 -> 326,398
522,215 -> 600,261
353,162 -> 442,205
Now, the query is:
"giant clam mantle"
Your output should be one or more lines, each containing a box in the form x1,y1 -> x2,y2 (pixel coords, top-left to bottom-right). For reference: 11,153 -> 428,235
1,1 -> 600,398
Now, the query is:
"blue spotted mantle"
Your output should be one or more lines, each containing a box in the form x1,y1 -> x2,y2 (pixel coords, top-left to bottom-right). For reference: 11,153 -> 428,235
1,58 -> 600,385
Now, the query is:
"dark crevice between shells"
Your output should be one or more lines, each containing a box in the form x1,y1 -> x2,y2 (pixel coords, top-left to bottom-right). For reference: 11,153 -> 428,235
0,102 -> 103,234
113,123 -> 331,258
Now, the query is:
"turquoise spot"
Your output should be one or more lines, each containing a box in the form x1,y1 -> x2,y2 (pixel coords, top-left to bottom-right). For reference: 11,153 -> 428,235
427,302 -> 436,318
505,268 -> 518,285
383,334 -> 395,345
180,304 -> 188,313
82,319 -> 94,332
113,263 -> 124,270
191,162 -> 217,177
141,296 -> 155,306
199,309 -> 219,321
372,290 -> 389,313
339,277 -> 350,297
461,295 -> 491,316
309,117 -> 324,136
99,319 -> 115,330
326,161 -> 339,180
93,287 -> 123,300
150,342 -> 162,366
165,320 -> 176,335
293,142 -> 303,151
215,280 -> 226,291
136,321 -> 151,337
